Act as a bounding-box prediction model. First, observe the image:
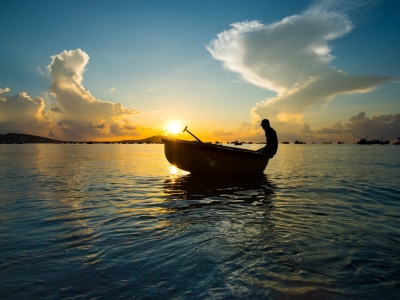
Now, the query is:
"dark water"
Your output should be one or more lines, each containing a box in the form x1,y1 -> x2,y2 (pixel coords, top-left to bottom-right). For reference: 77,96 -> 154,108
1,144 -> 399,299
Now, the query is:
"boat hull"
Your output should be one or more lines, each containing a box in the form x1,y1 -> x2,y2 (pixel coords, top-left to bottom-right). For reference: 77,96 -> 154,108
162,138 -> 271,175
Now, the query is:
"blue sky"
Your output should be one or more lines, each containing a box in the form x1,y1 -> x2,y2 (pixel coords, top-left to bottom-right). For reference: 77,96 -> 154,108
1,0 -> 399,142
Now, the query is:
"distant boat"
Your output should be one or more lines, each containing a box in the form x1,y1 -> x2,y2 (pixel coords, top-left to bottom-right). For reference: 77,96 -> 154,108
282,141 -> 290,144
294,140 -> 306,144
394,137 -> 400,145
356,138 -> 369,145
357,136 -> 390,145
162,138 -> 272,175
376,139 -> 390,145
337,141 -> 344,144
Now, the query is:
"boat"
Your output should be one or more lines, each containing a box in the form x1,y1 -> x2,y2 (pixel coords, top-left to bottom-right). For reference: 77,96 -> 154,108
162,138 -> 272,175
232,140 -> 243,145
357,136 -> 390,145
356,137 -> 370,145
162,127 -> 272,175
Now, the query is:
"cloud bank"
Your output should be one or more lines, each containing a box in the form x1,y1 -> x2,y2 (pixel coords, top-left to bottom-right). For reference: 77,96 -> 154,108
206,1 -> 391,126
1,49 -> 141,140
310,111 -> 400,141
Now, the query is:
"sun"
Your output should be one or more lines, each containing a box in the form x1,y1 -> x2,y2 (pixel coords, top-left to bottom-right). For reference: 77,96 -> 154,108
165,121 -> 182,135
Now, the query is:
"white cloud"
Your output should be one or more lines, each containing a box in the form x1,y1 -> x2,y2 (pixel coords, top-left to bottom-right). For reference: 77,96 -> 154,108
0,87 -> 10,94
207,1 -> 391,127
47,49 -> 140,140
36,67 -> 45,76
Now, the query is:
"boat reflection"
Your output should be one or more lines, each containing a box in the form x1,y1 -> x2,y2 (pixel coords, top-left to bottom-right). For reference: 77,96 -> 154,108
163,173 -> 276,211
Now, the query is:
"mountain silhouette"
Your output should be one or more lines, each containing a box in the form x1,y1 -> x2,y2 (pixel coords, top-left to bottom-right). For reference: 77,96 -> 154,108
0,133 -> 169,144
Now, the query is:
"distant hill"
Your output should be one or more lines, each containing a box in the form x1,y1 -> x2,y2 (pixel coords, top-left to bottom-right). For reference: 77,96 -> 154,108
120,135 -> 168,144
0,133 -> 171,144
0,133 -> 61,144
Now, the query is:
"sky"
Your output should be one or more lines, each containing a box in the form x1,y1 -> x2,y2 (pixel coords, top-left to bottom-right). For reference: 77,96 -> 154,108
1,0 -> 399,143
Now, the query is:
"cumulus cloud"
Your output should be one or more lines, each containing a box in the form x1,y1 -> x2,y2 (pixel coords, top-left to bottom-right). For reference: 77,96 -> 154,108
206,0 -> 391,126
345,112 -> 400,139
0,87 -> 53,134
0,87 -> 10,94
47,49 -> 140,140
303,112 -> 400,142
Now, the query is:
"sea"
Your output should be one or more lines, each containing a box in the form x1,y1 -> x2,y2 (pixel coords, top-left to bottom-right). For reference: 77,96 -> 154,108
0,143 -> 399,299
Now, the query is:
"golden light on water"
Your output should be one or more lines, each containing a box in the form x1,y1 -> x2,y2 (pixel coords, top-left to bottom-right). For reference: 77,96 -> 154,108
168,165 -> 189,180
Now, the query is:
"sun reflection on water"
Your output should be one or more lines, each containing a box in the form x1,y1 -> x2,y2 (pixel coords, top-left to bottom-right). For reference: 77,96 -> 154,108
169,165 -> 179,175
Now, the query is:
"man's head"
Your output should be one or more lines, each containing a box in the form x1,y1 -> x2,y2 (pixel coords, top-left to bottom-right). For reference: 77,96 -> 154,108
260,119 -> 270,127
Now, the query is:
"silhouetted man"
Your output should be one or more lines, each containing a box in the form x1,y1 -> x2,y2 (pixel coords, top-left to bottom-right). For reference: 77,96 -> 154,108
257,119 -> 278,155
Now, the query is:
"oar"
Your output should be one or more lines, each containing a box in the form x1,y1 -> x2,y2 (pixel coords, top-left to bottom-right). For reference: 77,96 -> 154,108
183,126 -> 202,142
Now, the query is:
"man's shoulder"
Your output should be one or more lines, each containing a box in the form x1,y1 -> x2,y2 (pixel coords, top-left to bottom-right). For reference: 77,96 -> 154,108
267,127 -> 277,133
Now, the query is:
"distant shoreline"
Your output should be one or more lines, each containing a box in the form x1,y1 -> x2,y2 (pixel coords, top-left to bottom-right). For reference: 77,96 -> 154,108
0,133 -> 167,144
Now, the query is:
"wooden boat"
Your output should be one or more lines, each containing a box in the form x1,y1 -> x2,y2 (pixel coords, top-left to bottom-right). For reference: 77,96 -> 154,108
162,138 -> 272,175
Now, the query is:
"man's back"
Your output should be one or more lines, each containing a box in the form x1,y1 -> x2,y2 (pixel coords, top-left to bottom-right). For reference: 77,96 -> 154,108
265,127 -> 278,155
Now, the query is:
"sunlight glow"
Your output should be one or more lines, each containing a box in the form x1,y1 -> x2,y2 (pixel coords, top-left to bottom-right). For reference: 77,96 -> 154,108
166,121 -> 182,135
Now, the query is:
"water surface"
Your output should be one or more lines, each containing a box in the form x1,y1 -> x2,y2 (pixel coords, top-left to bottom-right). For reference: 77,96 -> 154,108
1,144 -> 399,299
